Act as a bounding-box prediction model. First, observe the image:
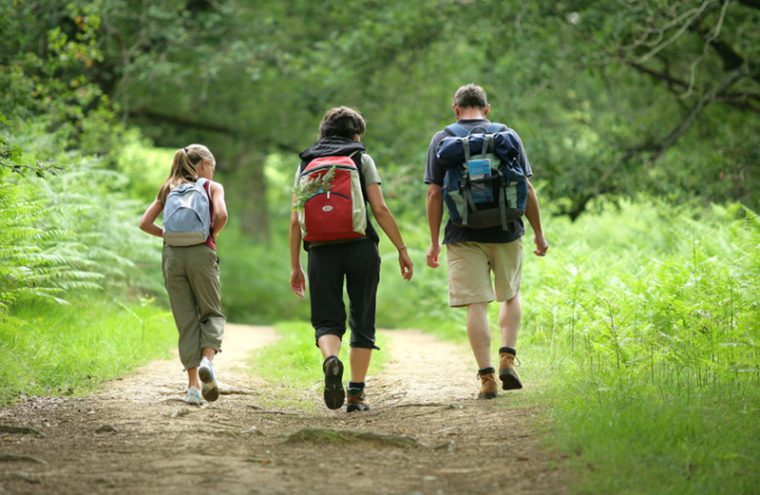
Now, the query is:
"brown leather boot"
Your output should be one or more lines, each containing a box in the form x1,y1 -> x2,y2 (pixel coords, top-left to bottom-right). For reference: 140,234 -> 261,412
346,387 -> 370,412
477,368 -> 498,400
499,352 -> 523,390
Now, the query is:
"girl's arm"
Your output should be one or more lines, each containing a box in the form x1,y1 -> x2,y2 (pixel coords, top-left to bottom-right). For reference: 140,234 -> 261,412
210,182 -> 229,237
289,206 -> 306,297
365,184 -> 413,281
139,200 -> 164,238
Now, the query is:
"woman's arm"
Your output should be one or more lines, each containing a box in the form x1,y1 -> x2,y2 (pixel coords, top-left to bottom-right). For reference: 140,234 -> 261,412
139,200 -> 164,238
366,184 -> 413,281
289,206 -> 306,297
210,182 -> 228,237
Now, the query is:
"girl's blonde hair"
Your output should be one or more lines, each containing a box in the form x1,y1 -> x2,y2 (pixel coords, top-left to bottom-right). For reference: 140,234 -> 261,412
158,144 -> 215,204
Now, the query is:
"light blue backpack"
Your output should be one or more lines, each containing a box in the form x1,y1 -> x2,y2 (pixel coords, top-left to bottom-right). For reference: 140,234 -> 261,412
163,178 -> 211,246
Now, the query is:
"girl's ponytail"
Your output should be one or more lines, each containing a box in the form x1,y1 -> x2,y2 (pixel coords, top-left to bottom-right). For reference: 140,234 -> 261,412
158,145 -> 213,204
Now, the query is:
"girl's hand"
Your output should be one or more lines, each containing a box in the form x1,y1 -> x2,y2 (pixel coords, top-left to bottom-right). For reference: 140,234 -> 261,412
290,268 -> 306,297
398,247 -> 413,281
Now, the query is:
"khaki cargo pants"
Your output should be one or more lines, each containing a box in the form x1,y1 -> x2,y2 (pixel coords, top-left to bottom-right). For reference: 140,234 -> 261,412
162,244 -> 225,370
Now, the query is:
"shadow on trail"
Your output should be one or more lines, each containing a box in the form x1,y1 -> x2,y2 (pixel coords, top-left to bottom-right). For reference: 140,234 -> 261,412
0,325 -> 566,495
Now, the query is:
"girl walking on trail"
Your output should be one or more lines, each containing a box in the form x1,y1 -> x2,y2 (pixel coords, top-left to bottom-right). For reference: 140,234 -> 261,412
289,106 -> 413,413
140,144 -> 228,405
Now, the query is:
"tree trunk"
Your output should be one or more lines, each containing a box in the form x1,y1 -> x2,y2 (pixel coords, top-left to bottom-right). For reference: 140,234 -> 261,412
230,144 -> 270,243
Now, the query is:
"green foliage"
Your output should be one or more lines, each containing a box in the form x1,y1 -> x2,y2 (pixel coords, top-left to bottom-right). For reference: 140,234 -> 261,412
292,165 -> 336,211
216,219 -> 308,324
523,201 -> 759,494
552,385 -> 760,494
384,200 -> 759,494
249,321 -> 387,411
0,126 -> 164,316
116,135 -> 174,202
90,0 -> 758,231
520,201 -> 759,391
0,299 -> 174,405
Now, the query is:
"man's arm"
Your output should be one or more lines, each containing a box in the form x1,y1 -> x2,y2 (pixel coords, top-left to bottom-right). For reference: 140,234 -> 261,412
426,183 -> 444,268
525,180 -> 548,256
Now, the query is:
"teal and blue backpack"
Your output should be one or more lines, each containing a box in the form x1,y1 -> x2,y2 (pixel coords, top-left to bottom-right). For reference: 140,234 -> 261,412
436,123 -> 528,230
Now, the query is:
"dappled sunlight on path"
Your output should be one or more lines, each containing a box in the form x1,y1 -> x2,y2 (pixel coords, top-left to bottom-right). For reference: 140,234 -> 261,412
0,324 -> 566,494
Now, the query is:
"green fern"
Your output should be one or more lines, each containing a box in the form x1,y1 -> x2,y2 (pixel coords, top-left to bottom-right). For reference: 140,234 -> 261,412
0,137 -> 163,315
292,165 -> 336,211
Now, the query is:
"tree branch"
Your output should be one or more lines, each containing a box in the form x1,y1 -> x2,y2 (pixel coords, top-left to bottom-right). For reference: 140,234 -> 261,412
691,21 -> 746,72
128,108 -> 301,155
568,67 -> 748,219
737,0 -> 760,9
627,61 -> 689,89
130,108 -> 236,135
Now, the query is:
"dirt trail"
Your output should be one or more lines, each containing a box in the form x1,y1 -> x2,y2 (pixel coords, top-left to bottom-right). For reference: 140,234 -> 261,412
0,324 -> 566,495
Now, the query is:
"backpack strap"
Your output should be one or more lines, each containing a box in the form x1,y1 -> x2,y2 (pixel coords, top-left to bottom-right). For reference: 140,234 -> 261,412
444,123 -> 470,137
485,122 -> 506,134
196,177 -> 211,201
348,150 -> 365,183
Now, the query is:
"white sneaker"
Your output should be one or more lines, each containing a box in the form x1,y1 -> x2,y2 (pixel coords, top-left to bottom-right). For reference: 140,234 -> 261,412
183,387 -> 202,405
198,358 -> 219,402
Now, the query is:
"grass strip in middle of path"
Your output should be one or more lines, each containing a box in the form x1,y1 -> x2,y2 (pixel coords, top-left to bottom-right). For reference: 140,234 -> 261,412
249,321 -> 387,412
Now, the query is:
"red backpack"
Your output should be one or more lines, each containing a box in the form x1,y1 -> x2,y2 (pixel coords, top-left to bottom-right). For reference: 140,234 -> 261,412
295,153 -> 367,242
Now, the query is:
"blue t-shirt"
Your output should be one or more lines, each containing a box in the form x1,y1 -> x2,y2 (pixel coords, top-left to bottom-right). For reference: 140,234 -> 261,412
424,119 -> 533,244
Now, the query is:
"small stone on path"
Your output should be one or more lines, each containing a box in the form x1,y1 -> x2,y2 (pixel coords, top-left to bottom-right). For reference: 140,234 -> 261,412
95,424 -> 119,434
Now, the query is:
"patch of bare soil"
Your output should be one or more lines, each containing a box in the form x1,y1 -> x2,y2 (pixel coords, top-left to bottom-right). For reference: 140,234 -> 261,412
0,324 -> 567,495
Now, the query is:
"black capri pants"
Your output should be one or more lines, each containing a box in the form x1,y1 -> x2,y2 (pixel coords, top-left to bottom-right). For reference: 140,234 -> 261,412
307,238 -> 381,349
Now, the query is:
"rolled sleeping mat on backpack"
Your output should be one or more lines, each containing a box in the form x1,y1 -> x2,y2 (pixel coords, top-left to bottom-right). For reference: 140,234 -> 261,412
436,131 -> 522,167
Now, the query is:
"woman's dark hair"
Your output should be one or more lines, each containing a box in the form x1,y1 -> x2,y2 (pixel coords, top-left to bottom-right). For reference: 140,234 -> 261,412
318,106 -> 366,139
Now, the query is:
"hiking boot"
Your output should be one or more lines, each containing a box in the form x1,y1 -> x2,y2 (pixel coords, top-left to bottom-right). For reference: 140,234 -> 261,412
198,357 -> 219,402
346,387 -> 370,413
477,368 -> 498,400
323,356 -> 345,410
499,352 -> 523,390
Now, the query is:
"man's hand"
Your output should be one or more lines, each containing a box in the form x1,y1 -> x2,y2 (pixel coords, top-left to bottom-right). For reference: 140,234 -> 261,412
426,243 -> 441,268
533,234 -> 549,256
290,268 -> 306,297
398,248 -> 413,281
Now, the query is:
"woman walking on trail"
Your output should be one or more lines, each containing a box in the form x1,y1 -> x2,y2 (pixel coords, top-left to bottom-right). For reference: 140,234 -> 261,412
289,106 -> 413,413
140,144 -> 228,405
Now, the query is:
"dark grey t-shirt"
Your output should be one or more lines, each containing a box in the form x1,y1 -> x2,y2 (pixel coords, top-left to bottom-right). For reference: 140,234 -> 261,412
424,119 -> 533,244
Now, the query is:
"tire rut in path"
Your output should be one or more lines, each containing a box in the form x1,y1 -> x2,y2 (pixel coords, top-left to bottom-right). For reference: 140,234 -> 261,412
0,324 -> 566,495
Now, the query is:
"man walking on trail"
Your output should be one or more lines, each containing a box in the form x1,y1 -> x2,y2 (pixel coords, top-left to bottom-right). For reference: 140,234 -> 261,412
424,83 -> 549,399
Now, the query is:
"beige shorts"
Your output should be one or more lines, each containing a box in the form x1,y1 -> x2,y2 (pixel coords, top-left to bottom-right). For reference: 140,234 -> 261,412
446,240 -> 523,307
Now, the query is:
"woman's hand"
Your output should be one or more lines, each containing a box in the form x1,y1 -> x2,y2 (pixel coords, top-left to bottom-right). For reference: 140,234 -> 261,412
290,268 -> 306,297
398,247 -> 413,281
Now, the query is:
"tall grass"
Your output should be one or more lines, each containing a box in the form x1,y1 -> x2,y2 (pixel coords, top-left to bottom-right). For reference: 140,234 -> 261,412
372,198 -> 759,493
0,299 -> 174,405
519,201 -> 759,494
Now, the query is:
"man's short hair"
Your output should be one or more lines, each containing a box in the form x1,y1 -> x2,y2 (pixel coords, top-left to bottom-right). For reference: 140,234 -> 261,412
318,106 -> 366,139
453,84 -> 488,109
